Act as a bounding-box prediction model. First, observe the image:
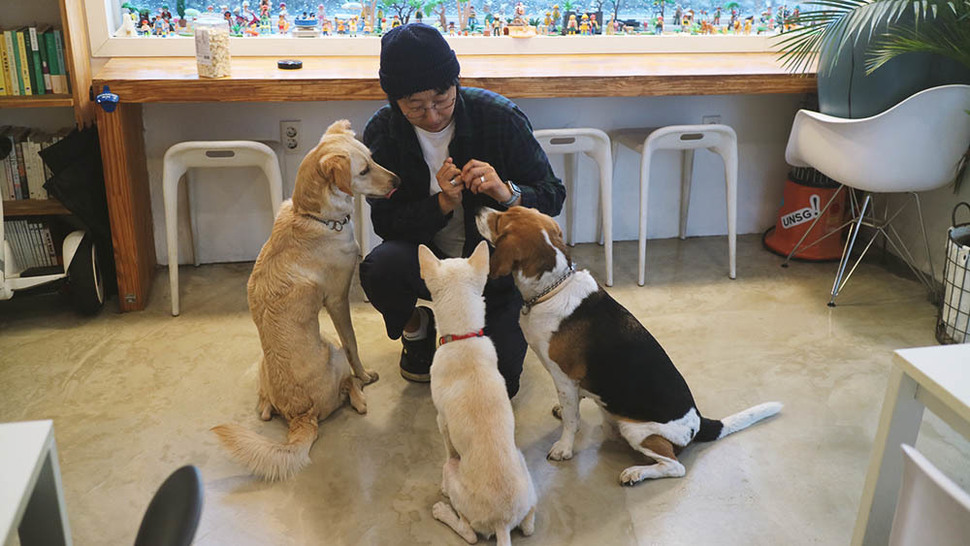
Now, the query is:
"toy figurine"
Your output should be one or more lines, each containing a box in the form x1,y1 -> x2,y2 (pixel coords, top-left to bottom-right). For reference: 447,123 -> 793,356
245,21 -> 259,35
655,14 -> 663,34
278,13 -> 289,33
743,16 -> 752,34
491,16 -> 501,36
467,6 -> 478,29
589,13 -> 599,34
566,13 -> 577,34
713,6 -> 721,26
391,14 -> 401,27
579,13 -> 590,35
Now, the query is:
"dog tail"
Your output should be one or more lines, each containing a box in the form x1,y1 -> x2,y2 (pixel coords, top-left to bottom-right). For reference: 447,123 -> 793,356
495,526 -> 512,546
211,413 -> 319,481
694,402 -> 783,442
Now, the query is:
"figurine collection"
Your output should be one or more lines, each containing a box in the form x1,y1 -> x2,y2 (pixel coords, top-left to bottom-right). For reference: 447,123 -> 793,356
119,0 -> 800,39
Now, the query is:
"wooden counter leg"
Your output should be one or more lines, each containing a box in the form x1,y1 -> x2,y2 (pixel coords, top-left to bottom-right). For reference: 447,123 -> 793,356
97,102 -> 156,312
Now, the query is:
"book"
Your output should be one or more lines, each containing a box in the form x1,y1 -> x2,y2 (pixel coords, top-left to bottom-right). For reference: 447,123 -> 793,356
3,32 -> 18,96
12,220 -> 29,268
40,223 -> 58,266
53,30 -> 67,93
18,28 -> 37,96
2,128 -> 21,200
42,30 -> 58,93
31,136 -> 48,199
14,29 -> 31,95
0,38 -> 7,96
28,27 -> 45,94
12,127 -> 29,199
7,30 -> 24,96
23,136 -> 40,199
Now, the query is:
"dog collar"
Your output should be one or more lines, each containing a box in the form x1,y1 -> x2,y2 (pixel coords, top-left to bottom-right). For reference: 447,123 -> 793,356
439,329 -> 485,346
521,264 -> 576,315
302,213 -> 351,232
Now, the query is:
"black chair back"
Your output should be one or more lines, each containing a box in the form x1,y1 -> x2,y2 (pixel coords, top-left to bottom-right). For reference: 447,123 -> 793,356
134,465 -> 204,546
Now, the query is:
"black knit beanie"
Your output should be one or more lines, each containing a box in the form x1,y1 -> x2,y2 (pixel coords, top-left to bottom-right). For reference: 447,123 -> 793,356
379,24 -> 460,101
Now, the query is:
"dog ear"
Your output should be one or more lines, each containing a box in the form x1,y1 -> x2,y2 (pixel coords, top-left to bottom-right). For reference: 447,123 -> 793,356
469,240 -> 490,274
292,158 -> 326,213
318,153 -> 353,196
417,244 -> 439,280
325,119 -> 354,137
489,233 -> 520,278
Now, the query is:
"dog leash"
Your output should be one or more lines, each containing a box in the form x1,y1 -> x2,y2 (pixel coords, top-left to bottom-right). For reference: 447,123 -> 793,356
521,264 -> 576,315
302,213 -> 351,232
439,329 -> 485,346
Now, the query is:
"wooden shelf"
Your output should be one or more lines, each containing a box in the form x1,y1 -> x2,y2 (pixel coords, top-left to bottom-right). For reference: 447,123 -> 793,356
2,199 -> 71,216
0,95 -> 75,108
92,53 -> 816,102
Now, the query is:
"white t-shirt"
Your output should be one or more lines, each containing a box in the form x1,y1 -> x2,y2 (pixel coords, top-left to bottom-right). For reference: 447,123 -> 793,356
414,121 -> 464,258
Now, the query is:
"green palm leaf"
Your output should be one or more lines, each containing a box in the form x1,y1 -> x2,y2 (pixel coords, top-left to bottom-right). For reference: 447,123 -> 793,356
773,0 -> 968,75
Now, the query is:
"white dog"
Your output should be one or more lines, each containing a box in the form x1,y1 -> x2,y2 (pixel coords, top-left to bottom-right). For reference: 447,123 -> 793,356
418,241 -> 537,545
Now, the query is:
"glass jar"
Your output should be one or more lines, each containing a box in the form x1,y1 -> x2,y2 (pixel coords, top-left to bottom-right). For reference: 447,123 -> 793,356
194,14 -> 230,78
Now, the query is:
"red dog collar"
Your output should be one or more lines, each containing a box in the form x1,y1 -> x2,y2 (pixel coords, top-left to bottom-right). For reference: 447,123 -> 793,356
439,329 -> 485,346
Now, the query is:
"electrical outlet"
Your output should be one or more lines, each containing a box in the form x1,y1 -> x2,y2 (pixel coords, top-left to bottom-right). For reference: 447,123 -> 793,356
280,120 -> 302,154
702,115 -> 722,125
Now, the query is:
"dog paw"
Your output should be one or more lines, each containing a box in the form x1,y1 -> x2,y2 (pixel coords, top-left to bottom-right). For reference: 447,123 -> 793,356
359,370 -> 379,385
351,398 -> 367,414
546,441 -> 574,461
431,501 -> 452,522
619,467 -> 647,486
551,404 -> 562,420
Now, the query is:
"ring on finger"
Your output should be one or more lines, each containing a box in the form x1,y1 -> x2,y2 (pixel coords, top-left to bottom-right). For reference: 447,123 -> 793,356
449,178 -> 458,187
480,175 -> 486,184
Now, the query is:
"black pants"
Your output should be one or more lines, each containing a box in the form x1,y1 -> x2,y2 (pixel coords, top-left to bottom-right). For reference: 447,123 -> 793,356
359,240 -> 527,397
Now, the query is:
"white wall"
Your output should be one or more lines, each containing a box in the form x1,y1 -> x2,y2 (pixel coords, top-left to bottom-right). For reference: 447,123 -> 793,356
143,93 -> 807,265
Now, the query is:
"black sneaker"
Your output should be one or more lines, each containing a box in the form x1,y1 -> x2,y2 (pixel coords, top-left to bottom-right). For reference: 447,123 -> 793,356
399,307 -> 436,383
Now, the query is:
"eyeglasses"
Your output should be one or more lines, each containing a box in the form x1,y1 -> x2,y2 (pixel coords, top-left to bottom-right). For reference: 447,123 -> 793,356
402,96 -> 457,120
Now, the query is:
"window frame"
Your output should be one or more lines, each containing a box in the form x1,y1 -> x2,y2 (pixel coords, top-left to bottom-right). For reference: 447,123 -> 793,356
86,0 -> 777,57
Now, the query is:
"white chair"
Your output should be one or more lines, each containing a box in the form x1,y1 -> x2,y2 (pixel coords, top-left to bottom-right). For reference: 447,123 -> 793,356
785,84 -> 970,306
888,444 -> 970,545
355,195 -> 372,258
534,128 -> 613,286
163,140 -> 284,316
612,124 -> 738,286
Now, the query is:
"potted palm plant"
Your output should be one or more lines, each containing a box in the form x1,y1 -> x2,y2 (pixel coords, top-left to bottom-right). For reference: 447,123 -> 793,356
776,0 -> 970,76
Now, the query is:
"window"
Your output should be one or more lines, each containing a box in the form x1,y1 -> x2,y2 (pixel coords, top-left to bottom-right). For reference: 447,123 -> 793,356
87,0 -> 785,56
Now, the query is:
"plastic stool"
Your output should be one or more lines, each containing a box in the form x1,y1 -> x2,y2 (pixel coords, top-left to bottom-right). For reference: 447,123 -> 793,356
533,128 -> 613,286
355,195 -> 371,258
163,140 -> 284,316
611,124 -> 737,285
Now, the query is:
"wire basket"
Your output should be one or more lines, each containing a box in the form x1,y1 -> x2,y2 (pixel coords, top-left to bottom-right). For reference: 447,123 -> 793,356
936,202 -> 970,344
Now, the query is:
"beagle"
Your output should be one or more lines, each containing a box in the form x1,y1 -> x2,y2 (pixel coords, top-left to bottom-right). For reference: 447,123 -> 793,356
476,206 -> 782,486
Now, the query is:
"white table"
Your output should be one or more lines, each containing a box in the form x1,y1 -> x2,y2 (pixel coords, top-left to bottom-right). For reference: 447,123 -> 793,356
0,420 -> 72,546
852,344 -> 970,545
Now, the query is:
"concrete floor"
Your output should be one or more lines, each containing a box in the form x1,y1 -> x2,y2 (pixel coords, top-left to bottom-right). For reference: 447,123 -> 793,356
2,235 -> 968,545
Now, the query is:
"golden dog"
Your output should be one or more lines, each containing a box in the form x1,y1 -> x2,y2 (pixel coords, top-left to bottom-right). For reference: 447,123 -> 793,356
213,120 -> 399,480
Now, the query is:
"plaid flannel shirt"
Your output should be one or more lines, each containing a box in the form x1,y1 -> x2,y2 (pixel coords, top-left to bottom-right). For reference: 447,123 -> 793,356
363,87 -> 565,258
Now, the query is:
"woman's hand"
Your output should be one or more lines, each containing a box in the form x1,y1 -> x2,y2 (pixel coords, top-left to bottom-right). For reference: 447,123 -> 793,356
461,159 -> 513,204
436,157 -> 463,214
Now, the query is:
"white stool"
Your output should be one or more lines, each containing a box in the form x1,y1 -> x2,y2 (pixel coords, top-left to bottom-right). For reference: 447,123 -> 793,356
612,124 -> 737,286
163,140 -> 284,316
354,194 -> 371,258
533,128 -> 614,286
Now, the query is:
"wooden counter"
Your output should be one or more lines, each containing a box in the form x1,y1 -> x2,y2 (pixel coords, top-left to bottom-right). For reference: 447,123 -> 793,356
94,53 -> 814,102
92,53 -> 814,311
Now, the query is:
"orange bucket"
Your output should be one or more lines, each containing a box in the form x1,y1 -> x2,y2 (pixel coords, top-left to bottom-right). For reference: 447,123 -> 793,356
763,168 -> 847,261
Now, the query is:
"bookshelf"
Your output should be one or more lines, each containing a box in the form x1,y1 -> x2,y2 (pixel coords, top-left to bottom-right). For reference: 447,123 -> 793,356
1,0 -> 95,298
3,199 -> 71,216
0,95 -> 74,108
